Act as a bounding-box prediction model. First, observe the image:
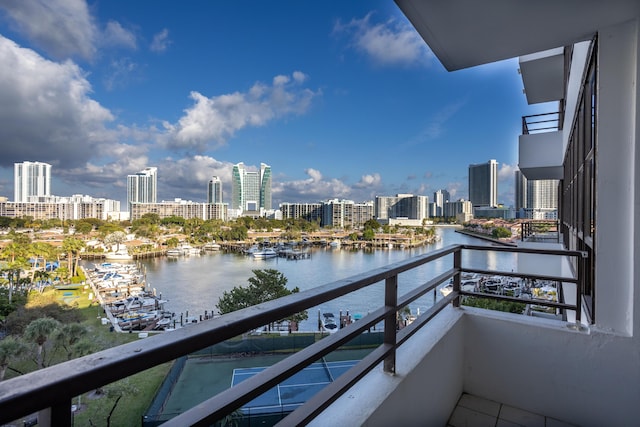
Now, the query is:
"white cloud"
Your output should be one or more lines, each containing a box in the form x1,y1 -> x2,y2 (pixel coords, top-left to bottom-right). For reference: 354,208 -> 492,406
333,12 -> 433,67
274,168 -> 352,203
103,21 -> 137,50
498,163 -> 517,182
156,156 -> 232,201
0,0 -> 98,60
150,28 -> 170,53
161,72 -> 320,152
0,35 -> 114,169
353,173 -> 381,189
103,57 -> 138,91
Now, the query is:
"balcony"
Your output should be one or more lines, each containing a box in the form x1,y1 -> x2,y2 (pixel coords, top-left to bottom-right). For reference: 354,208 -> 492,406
518,112 -> 564,180
519,48 -> 565,105
1,243 -> 604,427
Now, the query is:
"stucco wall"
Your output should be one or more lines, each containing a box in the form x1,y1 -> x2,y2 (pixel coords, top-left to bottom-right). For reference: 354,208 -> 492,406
310,306 -> 465,427
462,308 -> 640,427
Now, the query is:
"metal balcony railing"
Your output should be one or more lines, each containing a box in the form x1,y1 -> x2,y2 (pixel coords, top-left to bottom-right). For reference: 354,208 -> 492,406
521,220 -> 560,243
0,244 -> 587,427
522,111 -> 563,134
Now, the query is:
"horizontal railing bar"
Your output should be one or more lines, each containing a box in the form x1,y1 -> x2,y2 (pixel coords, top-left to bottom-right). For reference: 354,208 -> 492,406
0,243 -> 587,426
526,119 -> 559,125
527,126 -> 560,131
397,292 -> 455,347
277,343 -> 395,427
523,111 -> 560,119
162,306 -> 395,426
460,244 -> 586,258
282,293 -> 456,426
0,246 -> 459,423
460,267 -> 578,284
397,267 -> 457,309
172,270 -> 461,426
460,291 -> 575,311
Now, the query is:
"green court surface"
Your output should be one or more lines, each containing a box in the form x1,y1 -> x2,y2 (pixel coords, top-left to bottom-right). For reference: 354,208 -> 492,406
155,348 -> 373,421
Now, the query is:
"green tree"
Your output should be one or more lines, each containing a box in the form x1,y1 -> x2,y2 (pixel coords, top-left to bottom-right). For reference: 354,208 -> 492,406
0,336 -> 29,381
104,231 -> 127,252
362,228 -> 375,241
363,219 -> 381,231
165,237 -> 180,248
54,323 -> 90,360
24,317 -> 60,369
74,221 -> 94,235
216,269 -> 308,325
492,227 -> 512,239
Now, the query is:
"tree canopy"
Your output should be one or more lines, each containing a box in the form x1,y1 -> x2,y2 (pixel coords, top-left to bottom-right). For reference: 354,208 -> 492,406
216,269 -> 308,324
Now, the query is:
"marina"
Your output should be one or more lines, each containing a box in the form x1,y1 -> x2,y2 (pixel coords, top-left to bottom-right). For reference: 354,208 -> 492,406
83,227 -> 559,334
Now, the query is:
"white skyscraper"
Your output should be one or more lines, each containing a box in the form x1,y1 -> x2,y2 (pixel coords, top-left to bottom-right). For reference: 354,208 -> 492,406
515,169 -> 558,219
433,189 -> 450,217
127,167 -> 157,212
14,161 -> 51,202
207,176 -> 223,204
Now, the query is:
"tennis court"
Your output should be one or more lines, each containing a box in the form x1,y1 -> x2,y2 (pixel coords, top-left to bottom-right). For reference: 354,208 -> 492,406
231,359 -> 359,415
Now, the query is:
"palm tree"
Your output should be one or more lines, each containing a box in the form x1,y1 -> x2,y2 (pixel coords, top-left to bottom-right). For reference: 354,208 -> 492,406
0,336 -> 29,381
24,317 -> 60,369
61,237 -> 85,277
28,242 -> 54,282
54,323 -> 89,360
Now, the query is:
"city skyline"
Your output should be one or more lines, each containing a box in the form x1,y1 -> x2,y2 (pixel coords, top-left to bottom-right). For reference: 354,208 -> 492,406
0,2 -> 551,208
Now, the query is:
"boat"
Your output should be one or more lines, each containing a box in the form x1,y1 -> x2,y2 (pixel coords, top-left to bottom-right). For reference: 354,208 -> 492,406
181,244 -> 202,255
252,247 -> 278,259
204,241 -> 221,251
166,248 -> 183,256
321,312 -> 339,333
104,249 -> 133,260
440,278 -> 480,297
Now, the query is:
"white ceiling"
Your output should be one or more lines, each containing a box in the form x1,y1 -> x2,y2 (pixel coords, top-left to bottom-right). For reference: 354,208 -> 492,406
394,0 -> 640,71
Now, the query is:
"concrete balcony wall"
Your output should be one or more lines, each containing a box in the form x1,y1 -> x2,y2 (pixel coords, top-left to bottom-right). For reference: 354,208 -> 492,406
519,47 -> 564,104
310,306 -> 465,427
318,308 -> 640,426
462,308 -> 640,427
516,241 -> 573,278
518,131 -> 564,180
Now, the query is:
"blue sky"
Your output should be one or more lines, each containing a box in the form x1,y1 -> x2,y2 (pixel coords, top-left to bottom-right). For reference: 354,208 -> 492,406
0,0 -> 540,208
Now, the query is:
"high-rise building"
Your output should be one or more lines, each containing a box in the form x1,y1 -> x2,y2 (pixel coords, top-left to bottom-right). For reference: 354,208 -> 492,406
127,167 -> 157,212
375,194 -> 429,223
433,189 -> 450,217
231,162 -> 272,215
468,160 -> 498,208
14,161 -> 51,203
207,176 -> 223,204
514,169 -> 527,212
515,169 -> 558,219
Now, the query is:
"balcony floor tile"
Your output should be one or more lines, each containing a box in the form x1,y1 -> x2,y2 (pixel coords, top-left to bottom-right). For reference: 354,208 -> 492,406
448,393 -> 577,427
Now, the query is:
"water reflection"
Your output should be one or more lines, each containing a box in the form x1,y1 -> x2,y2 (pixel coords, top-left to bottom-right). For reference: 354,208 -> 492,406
123,227 -> 517,331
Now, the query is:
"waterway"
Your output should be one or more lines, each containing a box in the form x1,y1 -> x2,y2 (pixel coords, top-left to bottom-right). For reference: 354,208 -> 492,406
123,227 -> 518,331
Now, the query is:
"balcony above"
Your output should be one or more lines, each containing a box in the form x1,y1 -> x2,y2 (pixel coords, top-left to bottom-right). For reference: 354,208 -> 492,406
519,130 -> 564,180
394,0 -> 640,71
519,48 -> 565,104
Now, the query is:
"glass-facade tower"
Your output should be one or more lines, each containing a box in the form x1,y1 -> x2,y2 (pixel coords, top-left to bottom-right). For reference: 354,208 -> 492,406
231,162 -> 272,214
468,159 -> 498,207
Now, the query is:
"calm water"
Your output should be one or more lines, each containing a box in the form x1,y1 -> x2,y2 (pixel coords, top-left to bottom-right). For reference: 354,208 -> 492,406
128,227 -> 516,331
